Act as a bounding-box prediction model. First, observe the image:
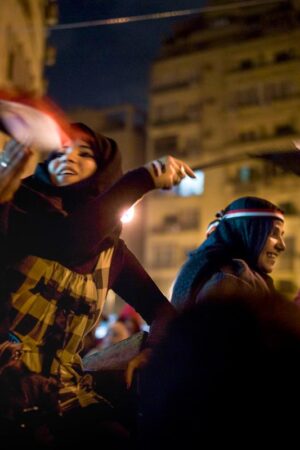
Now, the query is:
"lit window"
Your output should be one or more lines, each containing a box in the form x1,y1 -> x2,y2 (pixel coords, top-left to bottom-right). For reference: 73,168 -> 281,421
173,170 -> 204,197
239,166 -> 251,182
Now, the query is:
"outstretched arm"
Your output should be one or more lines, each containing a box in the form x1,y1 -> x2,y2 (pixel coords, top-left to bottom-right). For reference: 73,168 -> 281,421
58,157 -> 195,263
3,151 -> 195,265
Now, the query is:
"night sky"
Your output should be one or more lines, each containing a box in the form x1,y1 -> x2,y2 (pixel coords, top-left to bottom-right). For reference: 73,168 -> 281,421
46,0 -> 206,111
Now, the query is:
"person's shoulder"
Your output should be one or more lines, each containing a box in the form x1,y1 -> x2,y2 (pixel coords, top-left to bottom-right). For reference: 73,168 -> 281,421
196,260 -> 256,303
227,259 -> 251,276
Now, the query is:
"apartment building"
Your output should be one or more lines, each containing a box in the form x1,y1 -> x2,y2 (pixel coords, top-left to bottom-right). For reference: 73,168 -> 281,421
0,0 -> 57,93
145,0 -> 300,298
0,0 -> 57,158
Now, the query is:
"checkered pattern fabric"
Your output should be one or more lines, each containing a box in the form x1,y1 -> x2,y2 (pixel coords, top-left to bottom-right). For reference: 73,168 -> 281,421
8,247 -> 114,413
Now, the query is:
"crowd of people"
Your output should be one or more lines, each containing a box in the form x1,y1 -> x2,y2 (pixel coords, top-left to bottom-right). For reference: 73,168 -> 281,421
0,115 -> 299,449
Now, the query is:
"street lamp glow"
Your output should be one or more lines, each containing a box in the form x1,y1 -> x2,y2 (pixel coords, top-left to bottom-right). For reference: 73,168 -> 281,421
121,206 -> 135,223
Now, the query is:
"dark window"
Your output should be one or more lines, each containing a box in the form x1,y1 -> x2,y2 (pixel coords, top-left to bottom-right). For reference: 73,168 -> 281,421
275,124 -> 295,136
274,49 -> 295,63
239,59 -> 254,70
238,131 -> 257,142
153,136 -> 178,158
278,202 -> 298,215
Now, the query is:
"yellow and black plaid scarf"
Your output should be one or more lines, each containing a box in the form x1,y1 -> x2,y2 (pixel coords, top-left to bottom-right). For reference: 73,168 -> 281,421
8,246 -> 114,413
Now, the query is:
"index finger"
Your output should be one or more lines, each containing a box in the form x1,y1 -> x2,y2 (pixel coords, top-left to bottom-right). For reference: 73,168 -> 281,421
181,162 -> 196,178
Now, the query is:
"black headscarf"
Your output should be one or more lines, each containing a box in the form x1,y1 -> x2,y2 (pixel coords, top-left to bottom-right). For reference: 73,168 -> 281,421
171,197 -> 284,310
19,122 -> 123,213
3,123 -> 124,268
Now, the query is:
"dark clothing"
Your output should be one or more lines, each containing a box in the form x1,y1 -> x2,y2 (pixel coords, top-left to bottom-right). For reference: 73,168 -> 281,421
0,133 -> 175,414
0,167 -> 154,269
195,258 -> 275,303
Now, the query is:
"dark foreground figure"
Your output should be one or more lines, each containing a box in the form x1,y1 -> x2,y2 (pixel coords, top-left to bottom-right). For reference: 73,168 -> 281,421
139,293 -> 300,449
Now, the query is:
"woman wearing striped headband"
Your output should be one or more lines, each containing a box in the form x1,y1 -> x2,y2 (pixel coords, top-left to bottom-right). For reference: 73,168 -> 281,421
171,196 -> 286,311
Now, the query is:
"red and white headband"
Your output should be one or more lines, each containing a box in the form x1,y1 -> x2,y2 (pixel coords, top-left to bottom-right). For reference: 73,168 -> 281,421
206,208 -> 284,237
222,209 -> 284,222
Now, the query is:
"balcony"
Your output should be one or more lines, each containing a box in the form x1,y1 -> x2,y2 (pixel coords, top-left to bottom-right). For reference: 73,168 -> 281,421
151,113 -> 201,127
151,78 -> 200,94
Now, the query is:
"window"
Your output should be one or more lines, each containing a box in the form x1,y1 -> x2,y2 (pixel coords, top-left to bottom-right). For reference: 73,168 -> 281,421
278,202 -> 298,215
154,136 -> 178,158
263,162 -> 283,179
173,170 -> 205,197
274,124 -> 295,136
238,131 -> 258,142
239,59 -> 255,70
236,166 -> 259,184
186,103 -> 201,121
239,166 -> 252,183
274,49 -> 295,63
179,209 -> 200,230
231,87 -> 261,108
152,208 -> 200,233
183,136 -> 201,155
264,81 -> 297,102
162,215 -> 181,232
151,244 -> 177,268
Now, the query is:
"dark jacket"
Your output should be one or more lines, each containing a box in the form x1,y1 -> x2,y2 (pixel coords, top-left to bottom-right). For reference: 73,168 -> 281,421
195,259 -> 275,304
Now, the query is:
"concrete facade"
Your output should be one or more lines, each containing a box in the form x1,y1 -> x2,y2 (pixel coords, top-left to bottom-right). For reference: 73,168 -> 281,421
0,1 -> 55,94
0,0 -> 57,155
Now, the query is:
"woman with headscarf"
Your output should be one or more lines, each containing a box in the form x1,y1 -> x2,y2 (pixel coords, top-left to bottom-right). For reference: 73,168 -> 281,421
171,196 -> 286,311
0,123 -> 194,446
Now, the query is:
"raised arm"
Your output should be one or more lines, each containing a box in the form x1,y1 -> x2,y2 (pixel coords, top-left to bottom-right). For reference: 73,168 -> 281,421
54,156 -> 196,263
4,152 -> 195,265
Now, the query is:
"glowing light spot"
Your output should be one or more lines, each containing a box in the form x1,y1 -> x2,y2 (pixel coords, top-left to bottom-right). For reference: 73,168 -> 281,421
121,206 -> 135,223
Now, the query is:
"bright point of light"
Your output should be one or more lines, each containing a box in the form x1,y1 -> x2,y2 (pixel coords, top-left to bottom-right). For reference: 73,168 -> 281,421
95,322 -> 108,338
175,170 -> 205,197
121,206 -> 135,223
95,314 -> 117,338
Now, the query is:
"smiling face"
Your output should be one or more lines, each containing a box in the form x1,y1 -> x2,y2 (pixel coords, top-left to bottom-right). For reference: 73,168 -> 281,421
48,140 -> 97,186
257,219 -> 286,273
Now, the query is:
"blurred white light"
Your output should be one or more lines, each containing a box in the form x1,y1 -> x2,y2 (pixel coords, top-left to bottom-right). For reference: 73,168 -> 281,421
121,206 -> 135,223
174,170 -> 205,197
95,314 -> 117,338
95,322 -> 108,339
